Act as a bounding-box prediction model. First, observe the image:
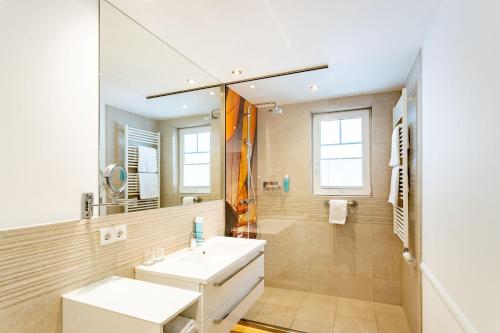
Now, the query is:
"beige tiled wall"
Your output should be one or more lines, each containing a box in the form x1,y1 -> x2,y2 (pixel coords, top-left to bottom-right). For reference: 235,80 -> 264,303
0,200 -> 224,333
402,52 -> 423,333
255,91 -> 404,305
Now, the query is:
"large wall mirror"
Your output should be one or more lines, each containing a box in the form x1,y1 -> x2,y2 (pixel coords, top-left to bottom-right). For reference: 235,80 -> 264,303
99,0 -> 223,215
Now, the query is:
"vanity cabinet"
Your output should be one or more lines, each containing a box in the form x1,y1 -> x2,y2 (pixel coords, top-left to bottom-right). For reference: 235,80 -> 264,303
135,236 -> 266,333
62,276 -> 201,333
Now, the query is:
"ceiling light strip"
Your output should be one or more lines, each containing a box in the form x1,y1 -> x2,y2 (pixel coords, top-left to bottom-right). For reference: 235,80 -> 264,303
146,64 -> 329,99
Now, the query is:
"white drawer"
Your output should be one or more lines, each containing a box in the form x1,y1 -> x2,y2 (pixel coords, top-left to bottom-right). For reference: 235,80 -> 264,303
201,250 -> 264,322
201,277 -> 264,333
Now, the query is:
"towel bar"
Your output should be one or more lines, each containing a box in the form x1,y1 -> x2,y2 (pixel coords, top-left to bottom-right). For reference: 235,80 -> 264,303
324,200 -> 356,207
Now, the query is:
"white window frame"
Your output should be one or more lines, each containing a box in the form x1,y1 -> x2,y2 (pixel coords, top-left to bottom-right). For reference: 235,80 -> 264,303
312,109 -> 371,196
178,125 -> 211,194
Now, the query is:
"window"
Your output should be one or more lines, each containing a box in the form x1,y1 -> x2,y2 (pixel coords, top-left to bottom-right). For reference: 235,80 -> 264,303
179,126 -> 211,193
312,109 -> 371,195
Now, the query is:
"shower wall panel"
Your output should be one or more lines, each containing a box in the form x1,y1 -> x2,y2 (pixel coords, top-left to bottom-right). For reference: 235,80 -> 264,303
254,91 -> 404,305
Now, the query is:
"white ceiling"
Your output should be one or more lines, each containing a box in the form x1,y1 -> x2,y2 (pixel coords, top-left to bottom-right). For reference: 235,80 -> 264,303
107,0 -> 441,102
229,69 -> 332,105
100,1 -> 220,119
146,88 -> 221,120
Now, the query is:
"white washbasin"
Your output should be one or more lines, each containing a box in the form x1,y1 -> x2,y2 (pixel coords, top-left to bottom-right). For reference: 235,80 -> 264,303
136,236 -> 266,284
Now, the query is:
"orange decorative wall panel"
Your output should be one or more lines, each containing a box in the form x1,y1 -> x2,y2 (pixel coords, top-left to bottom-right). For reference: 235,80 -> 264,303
225,88 -> 257,238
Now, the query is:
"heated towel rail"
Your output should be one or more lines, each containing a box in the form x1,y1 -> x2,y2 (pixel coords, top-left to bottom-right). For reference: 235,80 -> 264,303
124,125 -> 161,212
393,89 -> 409,249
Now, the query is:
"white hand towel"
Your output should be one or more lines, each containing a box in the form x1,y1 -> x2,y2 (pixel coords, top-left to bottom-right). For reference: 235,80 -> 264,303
388,166 -> 401,206
138,146 -> 158,173
182,196 -> 195,205
163,316 -> 198,333
139,173 -> 159,199
329,200 -> 348,224
389,124 -> 402,167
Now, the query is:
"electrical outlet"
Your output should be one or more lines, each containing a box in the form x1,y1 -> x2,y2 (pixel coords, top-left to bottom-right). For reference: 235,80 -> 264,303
114,224 -> 127,242
99,227 -> 115,246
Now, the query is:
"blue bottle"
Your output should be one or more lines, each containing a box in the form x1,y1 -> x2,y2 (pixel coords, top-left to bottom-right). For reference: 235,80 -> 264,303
283,175 -> 290,193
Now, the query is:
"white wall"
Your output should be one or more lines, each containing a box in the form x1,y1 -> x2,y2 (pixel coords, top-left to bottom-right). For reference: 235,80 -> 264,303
422,275 -> 464,332
0,0 -> 98,229
421,0 -> 500,332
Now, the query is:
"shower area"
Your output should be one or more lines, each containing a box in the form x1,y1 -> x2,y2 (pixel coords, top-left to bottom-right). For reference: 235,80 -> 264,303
225,69 -> 417,333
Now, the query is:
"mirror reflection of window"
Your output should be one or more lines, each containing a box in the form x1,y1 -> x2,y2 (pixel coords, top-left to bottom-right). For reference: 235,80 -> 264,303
179,126 -> 211,193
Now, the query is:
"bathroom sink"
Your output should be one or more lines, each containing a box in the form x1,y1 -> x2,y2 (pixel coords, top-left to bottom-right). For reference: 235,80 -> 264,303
135,236 -> 266,333
181,241 -> 250,264
136,236 -> 266,284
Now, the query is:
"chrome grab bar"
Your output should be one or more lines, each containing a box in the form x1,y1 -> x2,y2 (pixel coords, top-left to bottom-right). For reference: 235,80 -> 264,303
213,251 -> 264,287
213,276 -> 264,324
324,200 -> 356,207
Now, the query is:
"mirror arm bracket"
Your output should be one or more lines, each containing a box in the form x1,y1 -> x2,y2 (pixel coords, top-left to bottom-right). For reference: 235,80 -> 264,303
81,193 -> 138,219
81,192 -> 94,219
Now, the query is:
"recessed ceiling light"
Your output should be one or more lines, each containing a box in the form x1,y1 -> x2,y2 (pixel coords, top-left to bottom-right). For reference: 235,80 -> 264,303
187,78 -> 196,84
182,104 -> 188,109
232,69 -> 242,75
209,91 -> 215,95
310,84 -> 319,91
250,84 -> 255,89
204,117 -> 209,120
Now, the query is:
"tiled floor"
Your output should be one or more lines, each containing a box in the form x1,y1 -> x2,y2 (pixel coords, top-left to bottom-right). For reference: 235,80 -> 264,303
243,287 -> 411,333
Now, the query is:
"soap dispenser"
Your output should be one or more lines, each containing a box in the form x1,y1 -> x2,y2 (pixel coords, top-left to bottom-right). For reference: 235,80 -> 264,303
283,175 -> 290,193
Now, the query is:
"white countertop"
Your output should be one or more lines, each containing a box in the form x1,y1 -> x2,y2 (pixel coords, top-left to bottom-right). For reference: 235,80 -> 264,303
62,276 -> 200,325
136,236 -> 266,284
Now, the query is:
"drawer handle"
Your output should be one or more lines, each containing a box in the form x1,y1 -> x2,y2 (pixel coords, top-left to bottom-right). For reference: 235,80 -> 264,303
213,276 -> 264,324
213,251 -> 264,287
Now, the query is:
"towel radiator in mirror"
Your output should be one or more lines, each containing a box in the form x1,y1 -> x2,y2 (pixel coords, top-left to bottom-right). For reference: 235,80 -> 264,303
124,125 -> 161,212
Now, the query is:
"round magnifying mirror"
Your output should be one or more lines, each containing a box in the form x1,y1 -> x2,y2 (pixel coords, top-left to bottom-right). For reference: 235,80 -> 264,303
104,164 -> 127,194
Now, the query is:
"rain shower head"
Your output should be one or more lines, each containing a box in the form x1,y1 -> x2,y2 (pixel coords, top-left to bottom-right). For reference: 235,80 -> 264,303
268,105 -> 283,114
246,101 -> 283,116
